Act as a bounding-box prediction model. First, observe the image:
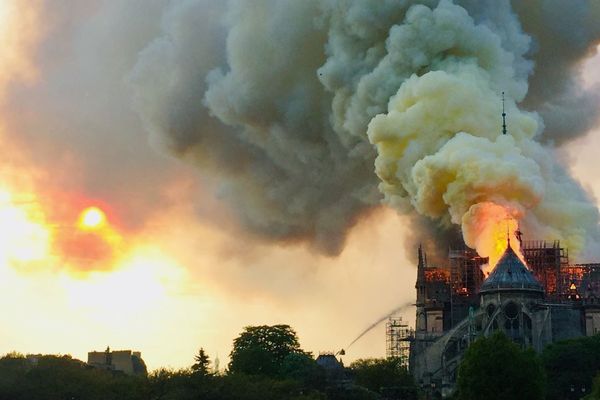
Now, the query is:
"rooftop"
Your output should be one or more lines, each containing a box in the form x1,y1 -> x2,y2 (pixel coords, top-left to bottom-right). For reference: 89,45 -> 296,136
480,244 -> 544,294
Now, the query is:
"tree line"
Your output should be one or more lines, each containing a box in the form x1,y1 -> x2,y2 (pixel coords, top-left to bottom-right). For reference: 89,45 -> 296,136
0,324 -> 599,399
0,324 -> 416,400
454,332 -> 600,400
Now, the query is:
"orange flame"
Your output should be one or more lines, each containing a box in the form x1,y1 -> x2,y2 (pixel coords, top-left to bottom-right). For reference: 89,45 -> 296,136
481,217 -> 525,275
462,202 -> 527,276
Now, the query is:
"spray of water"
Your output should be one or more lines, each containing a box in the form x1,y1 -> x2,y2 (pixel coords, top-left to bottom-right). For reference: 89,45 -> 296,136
345,302 -> 413,351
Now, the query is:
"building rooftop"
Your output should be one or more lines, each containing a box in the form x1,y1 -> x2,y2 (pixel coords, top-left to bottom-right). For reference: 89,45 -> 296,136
480,244 -> 544,294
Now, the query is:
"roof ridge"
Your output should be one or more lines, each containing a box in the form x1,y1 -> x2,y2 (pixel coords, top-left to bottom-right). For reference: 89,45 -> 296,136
480,244 -> 543,294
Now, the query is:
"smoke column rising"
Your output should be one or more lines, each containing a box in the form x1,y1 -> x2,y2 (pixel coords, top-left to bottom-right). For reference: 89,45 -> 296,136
130,0 -> 600,262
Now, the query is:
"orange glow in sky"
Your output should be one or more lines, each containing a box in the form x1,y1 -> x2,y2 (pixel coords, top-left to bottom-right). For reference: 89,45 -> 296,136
0,0 -> 597,373
0,186 -> 49,265
59,247 -> 185,318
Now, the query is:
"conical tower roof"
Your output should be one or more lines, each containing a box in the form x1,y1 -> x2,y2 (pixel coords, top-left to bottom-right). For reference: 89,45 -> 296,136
480,244 -> 543,294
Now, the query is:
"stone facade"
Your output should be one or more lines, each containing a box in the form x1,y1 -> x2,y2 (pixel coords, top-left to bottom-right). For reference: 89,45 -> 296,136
410,242 -> 600,398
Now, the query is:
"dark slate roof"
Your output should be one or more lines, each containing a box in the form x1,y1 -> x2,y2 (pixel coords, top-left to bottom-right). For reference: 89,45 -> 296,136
316,354 -> 343,370
480,244 -> 544,294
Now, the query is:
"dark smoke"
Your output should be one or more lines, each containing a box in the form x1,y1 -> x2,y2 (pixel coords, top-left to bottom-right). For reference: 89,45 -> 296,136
130,0 -> 600,258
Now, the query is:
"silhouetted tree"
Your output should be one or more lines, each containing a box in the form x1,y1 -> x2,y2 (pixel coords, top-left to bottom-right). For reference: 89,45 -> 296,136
228,325 -> 305,377
191,348 -> 211,376
350,358 -> 417,400
542,334 -> 600,400
0,351 -> 333,400
0,354 -> 147,400
456,332 -> 545,400
0,353 -> 29,400
280,352 -> 326,390
147,368 -> 194,400
584,372 -> 600,400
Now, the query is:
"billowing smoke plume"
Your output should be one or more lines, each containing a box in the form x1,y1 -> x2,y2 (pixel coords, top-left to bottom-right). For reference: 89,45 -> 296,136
130,0 -> 600,261
512,0 -> 600,144
131,0 -> 380,255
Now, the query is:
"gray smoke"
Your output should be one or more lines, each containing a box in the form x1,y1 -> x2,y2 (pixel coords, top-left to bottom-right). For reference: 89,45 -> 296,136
130,0 -> 600,258
130,0 -> 380,255
512,0 -> 600,144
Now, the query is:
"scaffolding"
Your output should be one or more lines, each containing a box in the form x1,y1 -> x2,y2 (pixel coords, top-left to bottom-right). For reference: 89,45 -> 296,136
522,240 -> 569,297
386,317 -> 412,367
449,247 -> 487,296
561,264 -> 600,300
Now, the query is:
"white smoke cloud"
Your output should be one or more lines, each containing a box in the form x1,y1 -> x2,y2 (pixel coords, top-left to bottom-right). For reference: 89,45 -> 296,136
367,1 -> 600,262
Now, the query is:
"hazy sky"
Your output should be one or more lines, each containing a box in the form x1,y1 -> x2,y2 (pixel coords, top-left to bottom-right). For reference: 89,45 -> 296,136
0,0 -> 598,371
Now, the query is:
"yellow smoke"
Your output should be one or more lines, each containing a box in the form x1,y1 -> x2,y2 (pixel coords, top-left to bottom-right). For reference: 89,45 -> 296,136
369,62 -> 599,266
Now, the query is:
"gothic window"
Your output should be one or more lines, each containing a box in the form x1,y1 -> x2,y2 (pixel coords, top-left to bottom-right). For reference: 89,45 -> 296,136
523,314 -> 533,345
504,302 -> 519,319
524,314 -> 532,330
418,312 -> 426,331
503,302 -> 520,340
504,319 -> 519,330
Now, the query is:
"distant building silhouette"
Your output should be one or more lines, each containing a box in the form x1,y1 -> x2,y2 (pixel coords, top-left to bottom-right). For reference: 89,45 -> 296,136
87,346 -> 147,375
316,353 -> 347,382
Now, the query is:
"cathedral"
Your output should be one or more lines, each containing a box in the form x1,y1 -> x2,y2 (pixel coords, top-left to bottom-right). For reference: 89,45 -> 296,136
409,237 -> 600,398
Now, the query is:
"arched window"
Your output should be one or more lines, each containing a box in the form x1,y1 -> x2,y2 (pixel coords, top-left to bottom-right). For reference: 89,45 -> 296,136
418,312 -> 426,331
522,313 -> 533,346
524,314 -> 532,330
504,302 -> 519,319
503,302 -> 520,340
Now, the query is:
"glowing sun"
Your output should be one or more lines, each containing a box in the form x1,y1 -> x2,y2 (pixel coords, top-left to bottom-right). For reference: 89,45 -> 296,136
78,207 -> 106,230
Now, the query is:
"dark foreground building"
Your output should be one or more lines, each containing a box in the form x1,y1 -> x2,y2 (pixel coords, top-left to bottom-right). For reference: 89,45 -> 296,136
410,238 -> 600,398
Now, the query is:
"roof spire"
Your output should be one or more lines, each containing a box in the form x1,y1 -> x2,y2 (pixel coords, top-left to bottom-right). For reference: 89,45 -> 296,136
502,92 -> 507,135
505,215 -> 511,249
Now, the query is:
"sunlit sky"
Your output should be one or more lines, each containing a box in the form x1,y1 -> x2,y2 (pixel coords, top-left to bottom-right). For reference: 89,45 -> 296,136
0,1 -> 598,371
